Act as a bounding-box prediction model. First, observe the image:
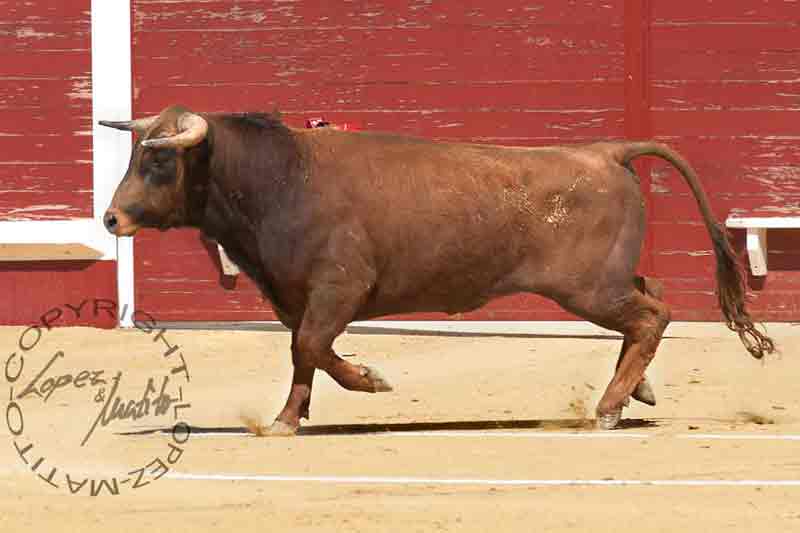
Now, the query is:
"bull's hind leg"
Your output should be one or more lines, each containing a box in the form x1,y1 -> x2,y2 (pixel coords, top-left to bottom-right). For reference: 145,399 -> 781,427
555,279 -> 670,430
593,287 -> 671,429
619,276 -> 664,407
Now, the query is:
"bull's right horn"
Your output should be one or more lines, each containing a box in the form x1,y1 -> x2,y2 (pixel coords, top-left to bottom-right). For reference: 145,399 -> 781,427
98,115 -> 159,134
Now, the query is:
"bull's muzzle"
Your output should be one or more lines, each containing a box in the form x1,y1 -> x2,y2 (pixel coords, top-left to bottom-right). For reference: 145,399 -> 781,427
103,208 -> 138,236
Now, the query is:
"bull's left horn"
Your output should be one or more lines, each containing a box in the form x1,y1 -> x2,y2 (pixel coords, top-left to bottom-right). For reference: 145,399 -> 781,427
98,115 -> 159,133
141,113 -> 208,149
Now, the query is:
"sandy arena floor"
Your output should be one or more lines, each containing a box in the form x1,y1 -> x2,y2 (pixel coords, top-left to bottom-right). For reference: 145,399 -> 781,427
0,321 -> 798,532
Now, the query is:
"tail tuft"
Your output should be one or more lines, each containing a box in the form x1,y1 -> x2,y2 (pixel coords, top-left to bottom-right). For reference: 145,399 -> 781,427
709,223 -> 775,359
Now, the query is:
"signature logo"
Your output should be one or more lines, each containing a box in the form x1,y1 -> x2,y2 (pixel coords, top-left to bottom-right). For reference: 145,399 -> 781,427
4,300 -> 193,496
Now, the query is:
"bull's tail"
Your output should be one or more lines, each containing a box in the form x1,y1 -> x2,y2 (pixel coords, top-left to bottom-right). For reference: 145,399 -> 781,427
612,141 -> 775,359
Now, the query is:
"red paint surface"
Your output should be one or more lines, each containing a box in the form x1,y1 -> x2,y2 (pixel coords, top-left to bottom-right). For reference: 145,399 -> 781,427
0,1 -> 117,328
623,0 -> 654,275
122,0 -> 796,323
648,1 -> 800,321
0,0 -> 93,221
0,261 -> 117,327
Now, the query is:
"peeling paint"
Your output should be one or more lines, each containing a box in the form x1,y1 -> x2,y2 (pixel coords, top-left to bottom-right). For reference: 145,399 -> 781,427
15,27 -> 56,40
67,79 -> 92,100
659,249 -> 714,256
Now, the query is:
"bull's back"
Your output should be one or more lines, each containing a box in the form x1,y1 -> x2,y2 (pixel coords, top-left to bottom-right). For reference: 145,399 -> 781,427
300,131 -> 638,316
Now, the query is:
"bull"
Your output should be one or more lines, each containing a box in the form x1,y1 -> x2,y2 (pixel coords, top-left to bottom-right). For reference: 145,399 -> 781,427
100,105 -> 774,433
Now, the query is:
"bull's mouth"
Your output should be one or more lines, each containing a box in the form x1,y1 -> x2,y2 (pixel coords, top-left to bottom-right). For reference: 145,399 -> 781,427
112,223 -> 141,237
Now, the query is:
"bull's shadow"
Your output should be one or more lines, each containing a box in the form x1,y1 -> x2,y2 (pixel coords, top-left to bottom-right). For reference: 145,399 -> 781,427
120,417 -> 659,438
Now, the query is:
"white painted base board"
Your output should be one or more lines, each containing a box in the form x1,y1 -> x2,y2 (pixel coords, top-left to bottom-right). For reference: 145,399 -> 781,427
726,215 -> 800,276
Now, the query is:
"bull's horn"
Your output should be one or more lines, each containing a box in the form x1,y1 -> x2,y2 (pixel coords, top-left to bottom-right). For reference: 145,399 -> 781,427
141,113 -> 208,149
98,115 -> 159,133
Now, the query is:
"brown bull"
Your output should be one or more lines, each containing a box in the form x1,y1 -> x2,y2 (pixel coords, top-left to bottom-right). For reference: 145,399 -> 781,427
100,105 -> 774,433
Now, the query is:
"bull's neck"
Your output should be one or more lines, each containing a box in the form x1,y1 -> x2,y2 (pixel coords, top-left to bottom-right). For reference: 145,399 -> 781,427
196,116 -> 304,245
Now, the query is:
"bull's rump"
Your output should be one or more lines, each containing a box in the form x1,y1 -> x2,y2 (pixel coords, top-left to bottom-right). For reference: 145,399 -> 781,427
300,131 -> 641,317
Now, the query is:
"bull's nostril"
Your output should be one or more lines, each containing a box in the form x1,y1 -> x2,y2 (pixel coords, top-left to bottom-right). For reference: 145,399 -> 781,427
104,213 -> 118,232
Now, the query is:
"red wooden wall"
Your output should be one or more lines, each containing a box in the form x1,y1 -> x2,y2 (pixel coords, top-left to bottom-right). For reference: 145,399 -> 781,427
131,0 -> 800,323
0,0 -> 116,327
647,1 -> 800,321
3,1 -> 797,326
0,1 -> 93,220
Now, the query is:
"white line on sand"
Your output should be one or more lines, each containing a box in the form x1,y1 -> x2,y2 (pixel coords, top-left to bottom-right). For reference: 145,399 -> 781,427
370,431 -> 651,439
166,472 -> 800,487
678,434 -> 800,441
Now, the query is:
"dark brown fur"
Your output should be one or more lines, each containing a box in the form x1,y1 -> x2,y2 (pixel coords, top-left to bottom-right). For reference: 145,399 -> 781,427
102,105 -> 775,432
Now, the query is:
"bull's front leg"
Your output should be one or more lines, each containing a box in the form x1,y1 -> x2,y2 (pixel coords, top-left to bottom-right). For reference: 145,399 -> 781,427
266,282 -> 392,437
267,332 -> 316,436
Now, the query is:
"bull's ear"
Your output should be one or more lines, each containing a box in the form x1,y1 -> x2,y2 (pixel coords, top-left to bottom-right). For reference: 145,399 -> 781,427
99,116 -> 159,133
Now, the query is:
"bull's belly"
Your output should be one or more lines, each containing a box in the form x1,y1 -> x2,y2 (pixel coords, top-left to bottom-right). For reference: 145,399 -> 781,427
355,292 -> 496,320
356,261 -> 522,320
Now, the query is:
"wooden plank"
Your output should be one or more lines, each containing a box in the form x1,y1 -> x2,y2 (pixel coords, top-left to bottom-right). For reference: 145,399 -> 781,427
651,80 -> 800,111
0,243 -> 103,261
652,164 -> 800,196
0,25 -> 90,52
650,193 -> 800,224
651,50 -> 800,81
134,25 -> 624,58
134,0 -> 624,29
0,135 -> 92,165
135,80 -> 624,113
0,191 -> 92,220
0,0 -> 91,25
0,109 -> 92,135
652,110 -> 800,137
652,0 -> 800,23
0,50 -> 91,78
726,217 -> 800,229
651,24 -> 800,52
652,137 -> 800,163
135,51 -> 624,88
0,164 -> 92,193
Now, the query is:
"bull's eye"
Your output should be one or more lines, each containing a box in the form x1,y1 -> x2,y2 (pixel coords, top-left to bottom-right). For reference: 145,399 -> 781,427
143,149 -> 178,186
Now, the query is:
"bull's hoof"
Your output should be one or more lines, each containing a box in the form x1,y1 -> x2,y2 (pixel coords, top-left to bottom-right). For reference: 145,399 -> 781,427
632,378 -> 657,406
596,408 -> 623,430
263,420 -> 298,437
360,365 -> 393,393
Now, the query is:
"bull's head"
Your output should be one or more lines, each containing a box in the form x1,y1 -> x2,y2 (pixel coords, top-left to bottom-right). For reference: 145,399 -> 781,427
99,105 -> 208,236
